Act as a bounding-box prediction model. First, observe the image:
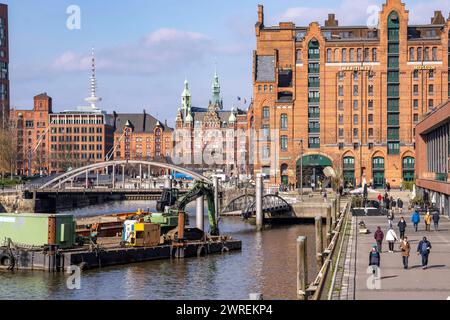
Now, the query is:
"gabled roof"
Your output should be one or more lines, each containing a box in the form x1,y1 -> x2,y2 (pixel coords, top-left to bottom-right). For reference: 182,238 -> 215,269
113,113 -> 173,134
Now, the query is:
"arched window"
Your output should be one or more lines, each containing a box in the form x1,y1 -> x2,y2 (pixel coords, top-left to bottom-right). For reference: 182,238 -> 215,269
342,48 -> 347,62
327,49 -> 332,62
280,114 -> 288,130
432,47 -> 437,61
417,47 -> 423,61
402,157 -> 415,182
262,106 -> 270,119
343,156 -> 355,187
409,47 -> 415,61
424,47 -> 430,61
334,49 -> 339,62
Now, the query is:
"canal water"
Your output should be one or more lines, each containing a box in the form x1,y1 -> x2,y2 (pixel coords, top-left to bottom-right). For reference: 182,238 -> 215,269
0,201 -> 320,300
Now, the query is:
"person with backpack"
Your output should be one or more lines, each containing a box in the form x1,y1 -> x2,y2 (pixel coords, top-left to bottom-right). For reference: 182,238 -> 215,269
424,211 -> 432,232
399,236 -> 411,269
387,209 -> 395,229
386,227 -> 399,253
432,210 -> 440,231
417,237 -> 432,269
397,217 -> 407,239
374,226 -> 384,253
411,210 -> 420,232
369,245 -> 381,274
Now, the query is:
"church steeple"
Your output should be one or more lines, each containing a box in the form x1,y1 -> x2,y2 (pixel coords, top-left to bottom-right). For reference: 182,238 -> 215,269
211,69 -> 222,109
181,79 -> 192,119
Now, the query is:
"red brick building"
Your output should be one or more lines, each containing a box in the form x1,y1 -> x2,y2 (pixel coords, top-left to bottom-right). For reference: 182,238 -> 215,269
250,0 -> 450,189
415,99 -> 449,216
10,93 -> 53,175
112,111 -> 173,166
174,74 -> 249,178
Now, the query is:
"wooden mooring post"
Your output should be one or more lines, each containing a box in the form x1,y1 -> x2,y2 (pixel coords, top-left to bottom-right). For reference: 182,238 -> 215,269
297,236 -> 308,300
326,206 -> 332,246
315,216 -> 323,269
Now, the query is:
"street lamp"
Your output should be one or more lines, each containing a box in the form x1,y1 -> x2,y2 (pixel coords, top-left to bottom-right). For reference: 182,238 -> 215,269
296,138 -> 304,201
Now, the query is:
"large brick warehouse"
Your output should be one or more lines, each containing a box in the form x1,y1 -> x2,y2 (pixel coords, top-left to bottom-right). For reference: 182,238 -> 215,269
249,0 -> 450,189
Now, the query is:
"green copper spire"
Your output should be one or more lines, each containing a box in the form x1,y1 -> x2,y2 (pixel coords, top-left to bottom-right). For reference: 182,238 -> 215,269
181,79 -> 192,120
211,70 -> 221,108
181,79 -> 191,110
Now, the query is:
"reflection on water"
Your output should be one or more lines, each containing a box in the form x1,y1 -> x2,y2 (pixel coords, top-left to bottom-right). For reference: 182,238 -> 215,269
0,201 -> 319,300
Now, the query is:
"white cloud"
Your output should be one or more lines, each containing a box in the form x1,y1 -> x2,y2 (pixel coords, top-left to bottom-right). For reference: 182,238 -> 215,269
49,28 -> 215,76
276,0 -> 450,27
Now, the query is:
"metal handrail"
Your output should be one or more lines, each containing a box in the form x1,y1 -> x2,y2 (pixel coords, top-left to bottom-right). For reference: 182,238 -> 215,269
306,199 -> 351,300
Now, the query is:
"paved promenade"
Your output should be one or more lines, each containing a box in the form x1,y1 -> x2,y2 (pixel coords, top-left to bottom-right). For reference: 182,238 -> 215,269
350,209 -> 450,300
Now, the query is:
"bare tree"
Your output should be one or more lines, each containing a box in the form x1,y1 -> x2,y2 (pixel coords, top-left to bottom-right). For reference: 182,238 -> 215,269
0,123 -> 17,178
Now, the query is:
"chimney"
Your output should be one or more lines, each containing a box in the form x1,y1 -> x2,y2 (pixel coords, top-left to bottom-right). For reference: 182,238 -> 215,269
164,119 -> 168,127
325,14 -> 338,27
431,11 -> 445,24
258,5 -> 264,26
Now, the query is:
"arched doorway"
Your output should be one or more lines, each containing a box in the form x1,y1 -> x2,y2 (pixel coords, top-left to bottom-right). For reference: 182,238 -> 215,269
280,163 -> 289,186
296,154 -> 333,188
372,157 -> 385,189
402,157 -> 415,182
343,156 -> 355,188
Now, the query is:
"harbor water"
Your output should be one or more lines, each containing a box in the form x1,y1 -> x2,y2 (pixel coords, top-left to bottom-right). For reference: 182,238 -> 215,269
0,201 -> 320,300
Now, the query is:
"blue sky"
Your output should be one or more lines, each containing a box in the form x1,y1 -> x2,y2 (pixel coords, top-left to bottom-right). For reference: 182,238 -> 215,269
4,0 -> 450,125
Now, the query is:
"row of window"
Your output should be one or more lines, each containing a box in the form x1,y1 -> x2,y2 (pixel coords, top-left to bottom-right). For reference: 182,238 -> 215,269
409,47 -> 439,62
50,135 -> 103,142
50,144 -> 103,151
326,48 -> 378,63
50,127 -> 103,134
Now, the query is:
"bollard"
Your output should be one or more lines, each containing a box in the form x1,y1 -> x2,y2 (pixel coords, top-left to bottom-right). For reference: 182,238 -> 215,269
196,196 -> 204,231
332,199 -> 337,228
297,236 -> 308,300
326,206 -> 332,246
255,174 -> 263,231
315,215 -> 323,268
249,293 -> 264,300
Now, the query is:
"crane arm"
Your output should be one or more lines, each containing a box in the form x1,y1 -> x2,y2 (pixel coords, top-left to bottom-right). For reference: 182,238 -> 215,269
174,181 -> 219,236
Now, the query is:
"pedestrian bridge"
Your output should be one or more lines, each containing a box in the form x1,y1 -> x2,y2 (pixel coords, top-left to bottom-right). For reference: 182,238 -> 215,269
39,160 -> 210,190
222,194 -> 293,219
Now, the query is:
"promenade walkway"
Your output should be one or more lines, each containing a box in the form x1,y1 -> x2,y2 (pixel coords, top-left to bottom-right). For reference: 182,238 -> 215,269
347,209 -> 450,300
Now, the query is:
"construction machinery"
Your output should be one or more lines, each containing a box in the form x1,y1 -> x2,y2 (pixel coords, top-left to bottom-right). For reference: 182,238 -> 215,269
172,180 -> 219,236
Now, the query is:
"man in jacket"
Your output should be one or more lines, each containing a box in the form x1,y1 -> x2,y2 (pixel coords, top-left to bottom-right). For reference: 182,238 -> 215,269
432,210 -> 440,231
369,245 -> 381,275
397,198 -> 403,214
399,236 -> 411,269
417,237 -> 432,269
387,210 -> 394,229
374,226 -> 384,253
397,217 -> 407,239
411,210 -> 420,232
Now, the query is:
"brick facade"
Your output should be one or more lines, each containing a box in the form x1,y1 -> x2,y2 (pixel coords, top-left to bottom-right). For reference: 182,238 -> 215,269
250,0 -> 450,188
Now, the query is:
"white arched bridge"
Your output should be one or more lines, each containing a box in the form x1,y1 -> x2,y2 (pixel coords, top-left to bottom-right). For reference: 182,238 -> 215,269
39,160 -> 210,190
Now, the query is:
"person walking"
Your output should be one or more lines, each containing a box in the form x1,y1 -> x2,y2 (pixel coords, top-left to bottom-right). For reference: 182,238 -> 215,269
374,226 -> 384,253
411,209 -> 420,232
424,211 -> 432,232
417,237 -> 432,269
397,217 -> 407,239
377,193 -> 382,205
387,209 -> 394,229
399,236 -> 411,269
369,245 -> 381,274
432,210 -> 440,231
386,227 -> 399,253
397,198 -> 404,214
